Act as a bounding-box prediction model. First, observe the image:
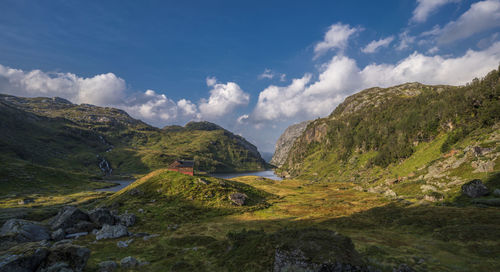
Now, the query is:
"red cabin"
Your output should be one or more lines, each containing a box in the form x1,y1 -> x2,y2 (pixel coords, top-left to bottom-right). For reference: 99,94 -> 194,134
168,160 -> 194,176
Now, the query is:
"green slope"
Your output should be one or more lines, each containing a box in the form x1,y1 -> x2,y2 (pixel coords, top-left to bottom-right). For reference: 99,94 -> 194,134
0,94 -> 267,195
280,69 -> 500,201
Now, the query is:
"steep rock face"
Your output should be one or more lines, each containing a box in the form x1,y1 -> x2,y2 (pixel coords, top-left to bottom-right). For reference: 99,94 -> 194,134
271,121 -> 311,167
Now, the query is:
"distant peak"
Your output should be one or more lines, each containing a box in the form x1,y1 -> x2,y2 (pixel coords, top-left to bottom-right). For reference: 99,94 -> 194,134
185,121 -> 224,131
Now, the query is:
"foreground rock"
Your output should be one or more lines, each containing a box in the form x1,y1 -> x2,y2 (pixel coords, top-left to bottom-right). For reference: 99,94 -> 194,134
461,179 -> 489,198
273,228 -> 370,272
96,224 -> 129,240
0,242 -> 90,272
98,260 -> 117,272
41,243 -> 90,272
0,219 -> 50,243
229,193 -> 247,206
120,256 -> 138,269
50,206 -> 90,231
118,213 -> 136,227
89,208 -> 116,226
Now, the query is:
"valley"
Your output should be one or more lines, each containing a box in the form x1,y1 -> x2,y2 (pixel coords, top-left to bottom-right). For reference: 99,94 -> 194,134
0,70 -> 499,271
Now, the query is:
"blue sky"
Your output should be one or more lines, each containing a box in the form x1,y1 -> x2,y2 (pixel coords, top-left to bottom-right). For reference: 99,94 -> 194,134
1,0 -> 500,153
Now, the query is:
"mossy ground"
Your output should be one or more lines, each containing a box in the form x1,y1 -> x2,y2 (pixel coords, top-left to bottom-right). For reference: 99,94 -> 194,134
30,170 -> 494,272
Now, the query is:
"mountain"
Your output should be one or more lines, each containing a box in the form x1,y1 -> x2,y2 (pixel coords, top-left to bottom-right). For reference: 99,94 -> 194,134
0,94 -> 267,195
278,69 -> 500,201
270,120 -> 311,167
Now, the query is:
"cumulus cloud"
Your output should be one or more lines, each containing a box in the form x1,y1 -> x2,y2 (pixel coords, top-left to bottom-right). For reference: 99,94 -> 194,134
361,36 -> 394,53
198,81 -> 250,119
251,42 -> 500,122
411,0 -> 460,23
0,64 -> 251,127
435,0 -> 500,44
314,23 -> 361,58
0,64 -> 126,105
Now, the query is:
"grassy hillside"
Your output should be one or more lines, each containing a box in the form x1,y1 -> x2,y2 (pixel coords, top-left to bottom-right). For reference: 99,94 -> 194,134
279,69 -> 500,202
70,173 -> 499,271
0,94 -> 267,196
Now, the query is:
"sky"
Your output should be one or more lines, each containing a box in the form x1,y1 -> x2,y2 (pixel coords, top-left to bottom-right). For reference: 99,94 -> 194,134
1,0 -> 500,153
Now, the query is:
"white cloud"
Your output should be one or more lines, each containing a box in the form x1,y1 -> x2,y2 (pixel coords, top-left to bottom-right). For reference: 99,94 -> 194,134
198,81 -> 250,119
314,23 -> 361,58
0,64 -> 251,127
396,31 -> 416,50
411,0 -> 460,23
251,42 -> 500,122
436,0 -> 500,44
259,69 -> 274,79
279,74 -> 286,82
427,46 -> 439,54
206,76 -> 217,87
362,36 -> 394,53
237,114 -> 249,124
258,68 -> 287,81
0,64 -> 126,106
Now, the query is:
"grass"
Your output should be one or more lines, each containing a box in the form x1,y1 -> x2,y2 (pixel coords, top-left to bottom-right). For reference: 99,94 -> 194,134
52,170 -> 494,271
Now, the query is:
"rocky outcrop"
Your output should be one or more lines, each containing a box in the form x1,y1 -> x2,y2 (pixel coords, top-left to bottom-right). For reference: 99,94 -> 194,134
0,219 -> 50,243
89,208 -> 117,226
271,121 -> 311,167
50,206 -> 90,231
461,179 -> 489,198
229,193 -> 247,206
273,228 -> 370,272
0,241 -> 90,272
95,225 -> 129,240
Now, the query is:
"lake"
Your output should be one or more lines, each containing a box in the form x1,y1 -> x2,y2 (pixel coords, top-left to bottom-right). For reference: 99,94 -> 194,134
209,170 -> 282,180
95,180 -> 135,192
96,170 -> 282,192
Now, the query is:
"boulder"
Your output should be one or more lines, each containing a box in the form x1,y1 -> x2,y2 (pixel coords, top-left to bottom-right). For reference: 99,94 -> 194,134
117,239 -> 134,248
0,219 -> 50,243
493,189 -> 500,197
65,232 -> 88,239
39,262 -> 73,272
40,243 -> 90,272
118,213 -> 136,227
98,261 -> 117,272
393,263 -> 415,272
120,256 -> 138,269
273,228 -> 369,272
65,221 -> 96,234
461,179 -> 489,198
0,243 -> 49,272
229,193 -> 247,206
95,225 -> 128,240
88,208 -> 116,227
51,229 -> 65,242
50,207 -> 89,231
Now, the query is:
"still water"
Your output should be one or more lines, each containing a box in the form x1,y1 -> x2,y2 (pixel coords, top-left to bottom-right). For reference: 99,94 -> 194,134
95,180 -> 135,192
209,170 -> 282,180
96,170 -> 282,192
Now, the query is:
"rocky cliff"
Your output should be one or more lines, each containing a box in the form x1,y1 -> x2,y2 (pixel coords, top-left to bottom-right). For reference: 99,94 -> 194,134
270,120 -> 311,167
